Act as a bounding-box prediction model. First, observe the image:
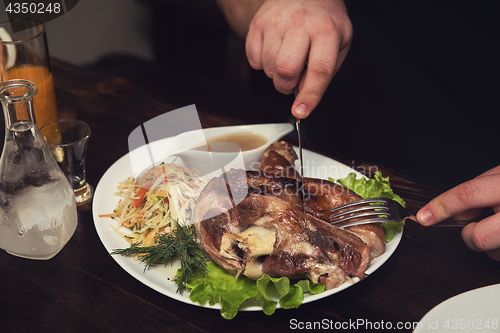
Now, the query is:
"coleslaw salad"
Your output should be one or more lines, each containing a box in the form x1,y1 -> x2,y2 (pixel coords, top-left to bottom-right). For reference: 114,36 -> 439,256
99,161 -> 208,247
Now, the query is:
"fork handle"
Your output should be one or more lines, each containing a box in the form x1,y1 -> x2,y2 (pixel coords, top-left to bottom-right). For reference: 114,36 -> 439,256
409,217 -> 479,227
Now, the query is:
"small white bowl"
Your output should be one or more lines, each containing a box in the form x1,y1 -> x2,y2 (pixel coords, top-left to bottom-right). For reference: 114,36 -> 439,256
126,123 -> 294,179
170,123 -> 294,176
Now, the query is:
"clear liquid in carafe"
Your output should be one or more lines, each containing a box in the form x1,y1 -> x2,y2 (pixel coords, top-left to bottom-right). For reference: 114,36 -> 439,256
0,111 -> 77,259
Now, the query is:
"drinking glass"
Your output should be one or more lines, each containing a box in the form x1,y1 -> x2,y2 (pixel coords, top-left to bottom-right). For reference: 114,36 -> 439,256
0,19 -> 58,129
40,119 -> 93,205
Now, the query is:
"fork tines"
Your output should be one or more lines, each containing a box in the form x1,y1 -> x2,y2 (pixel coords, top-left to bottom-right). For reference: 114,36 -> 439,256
330,197 -> 392,226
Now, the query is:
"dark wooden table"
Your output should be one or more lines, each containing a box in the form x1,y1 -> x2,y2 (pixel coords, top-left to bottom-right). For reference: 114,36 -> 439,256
1,59 -> 499,333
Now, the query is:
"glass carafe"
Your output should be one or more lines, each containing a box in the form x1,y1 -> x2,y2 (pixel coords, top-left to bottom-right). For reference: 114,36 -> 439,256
0,79 -> 77,259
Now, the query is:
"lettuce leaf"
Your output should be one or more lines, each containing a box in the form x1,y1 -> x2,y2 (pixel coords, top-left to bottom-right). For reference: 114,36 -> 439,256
331,171 -> 405,242
184,261 -> 325,319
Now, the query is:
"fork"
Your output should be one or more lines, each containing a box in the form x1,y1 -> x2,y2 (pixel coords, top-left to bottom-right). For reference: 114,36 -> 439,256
330,197 -> 475,228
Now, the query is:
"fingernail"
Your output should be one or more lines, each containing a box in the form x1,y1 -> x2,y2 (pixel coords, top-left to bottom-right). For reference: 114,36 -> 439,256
418,209 -> 433,225
294,104 -> 308,118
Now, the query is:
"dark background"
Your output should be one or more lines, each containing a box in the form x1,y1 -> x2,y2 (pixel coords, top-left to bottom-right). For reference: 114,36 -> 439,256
2,0 -> 497,192
125,0 -> 499,191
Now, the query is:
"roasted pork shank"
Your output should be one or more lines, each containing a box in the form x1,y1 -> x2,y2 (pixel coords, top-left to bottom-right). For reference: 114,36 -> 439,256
192,142 -> 385,289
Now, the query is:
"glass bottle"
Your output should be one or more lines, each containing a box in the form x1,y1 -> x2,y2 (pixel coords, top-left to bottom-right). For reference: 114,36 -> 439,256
0,79 -> 77,260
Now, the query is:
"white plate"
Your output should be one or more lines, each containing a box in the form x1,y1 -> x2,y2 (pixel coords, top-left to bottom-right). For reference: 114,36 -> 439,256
93,137 -> 403,310
413,284 -> 500,332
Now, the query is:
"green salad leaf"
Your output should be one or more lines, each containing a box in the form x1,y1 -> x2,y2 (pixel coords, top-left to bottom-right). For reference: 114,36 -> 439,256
331,171 -> 405,242
183,261 -> 325,320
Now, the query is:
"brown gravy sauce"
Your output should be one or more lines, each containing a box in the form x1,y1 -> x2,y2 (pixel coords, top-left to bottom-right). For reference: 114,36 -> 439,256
195,132 -> 268,152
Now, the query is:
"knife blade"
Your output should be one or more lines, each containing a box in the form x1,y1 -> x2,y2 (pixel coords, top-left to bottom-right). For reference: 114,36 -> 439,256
294,84 -> 307,223
295,118 -> 307,223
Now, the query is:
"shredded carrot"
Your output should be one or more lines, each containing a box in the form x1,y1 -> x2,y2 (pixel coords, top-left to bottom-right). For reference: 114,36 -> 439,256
122,219 -> 135,228
99,212 -> 121,218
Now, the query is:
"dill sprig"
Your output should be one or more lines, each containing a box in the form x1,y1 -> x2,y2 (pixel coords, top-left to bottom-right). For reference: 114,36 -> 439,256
111,223 -> 207,293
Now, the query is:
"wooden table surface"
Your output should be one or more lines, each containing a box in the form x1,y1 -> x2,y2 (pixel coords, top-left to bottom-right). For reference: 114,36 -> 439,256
1,59 -> 498,333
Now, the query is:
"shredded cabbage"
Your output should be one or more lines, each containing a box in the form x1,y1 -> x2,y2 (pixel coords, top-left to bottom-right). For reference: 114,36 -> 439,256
102,161 -> 208,247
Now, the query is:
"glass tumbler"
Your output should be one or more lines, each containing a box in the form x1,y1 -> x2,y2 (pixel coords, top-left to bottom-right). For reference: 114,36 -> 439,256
40,119 -> 93,205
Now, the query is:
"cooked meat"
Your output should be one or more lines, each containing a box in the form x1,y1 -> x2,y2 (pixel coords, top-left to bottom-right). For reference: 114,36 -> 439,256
345,224 -> 386,259
260,140 -> 298,166
192,168 -> 248,274
193,169 -> 375,289
259,141 -> 301,180
259,150 -> 301,180
304,177 -> 361,220
192,141 -> 386,289
303,177 -> 386,259
261,142 -> 386,258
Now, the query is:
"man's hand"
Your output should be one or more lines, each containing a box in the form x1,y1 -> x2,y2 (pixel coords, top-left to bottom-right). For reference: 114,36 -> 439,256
417,165 -> 500,260
244,0 -> 352,118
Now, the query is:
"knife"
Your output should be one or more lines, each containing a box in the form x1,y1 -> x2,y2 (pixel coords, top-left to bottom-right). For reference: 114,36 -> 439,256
295,118 -> 307,223
294,86 -> 307,223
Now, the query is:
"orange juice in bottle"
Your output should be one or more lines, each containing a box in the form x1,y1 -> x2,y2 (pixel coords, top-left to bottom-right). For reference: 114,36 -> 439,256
3,64 -> 58,129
